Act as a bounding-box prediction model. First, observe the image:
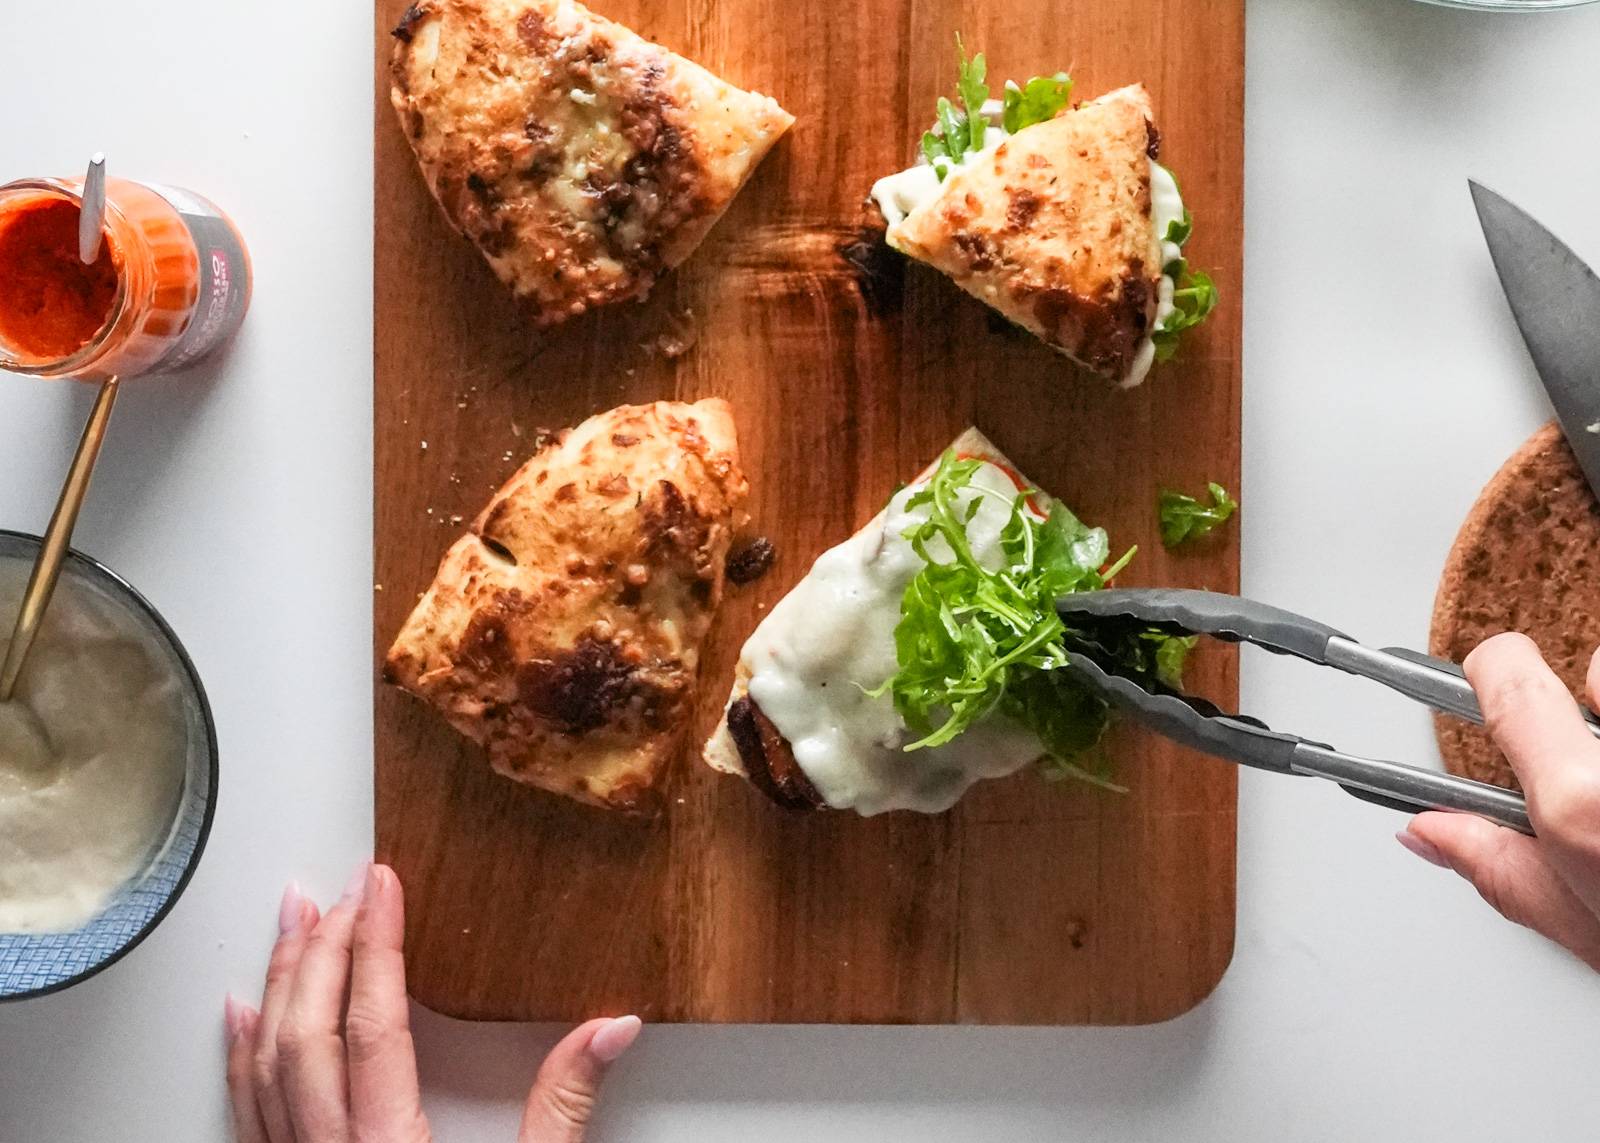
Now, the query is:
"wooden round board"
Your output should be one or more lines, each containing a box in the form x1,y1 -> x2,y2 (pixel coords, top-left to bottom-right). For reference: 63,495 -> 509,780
1431,421 -> 1600,791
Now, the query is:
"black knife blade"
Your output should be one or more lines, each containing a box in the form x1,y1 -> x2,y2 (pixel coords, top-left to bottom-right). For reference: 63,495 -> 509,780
1470,179 -> 1600,500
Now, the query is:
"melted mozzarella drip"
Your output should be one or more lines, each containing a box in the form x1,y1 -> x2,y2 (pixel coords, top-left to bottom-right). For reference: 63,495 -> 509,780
740,462 -> 1042,816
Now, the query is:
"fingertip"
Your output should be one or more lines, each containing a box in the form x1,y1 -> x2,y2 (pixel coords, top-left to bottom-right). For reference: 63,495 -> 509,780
1464,630 -> 1539,673
354,864 -> 405,947
1403,811 -> 1500,873
363,863 -> 400,910
224,992 -> 244,1037
1395,826 -> 1449,869
278,883 -> 305,935
341,860 -> 373,907
587,1015 -> 643,1064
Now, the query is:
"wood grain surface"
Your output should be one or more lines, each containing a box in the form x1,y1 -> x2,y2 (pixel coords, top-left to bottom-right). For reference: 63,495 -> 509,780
374,0 -> 1243,1024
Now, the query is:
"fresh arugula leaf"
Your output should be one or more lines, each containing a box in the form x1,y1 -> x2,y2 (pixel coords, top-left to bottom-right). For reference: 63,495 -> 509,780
919,36 -> 998,176
1152,632 -> 1198,689
1158,481 -> 1238,548
876,452 -> 1194,786
1147,164 -> 1215,363
935,96 -> 966,161
955,36 -> 989,155
1002,72 -> 1073,133
1163,209 -> 1193,248
1151,269 -> 1219,363
921,41 -> 1075,184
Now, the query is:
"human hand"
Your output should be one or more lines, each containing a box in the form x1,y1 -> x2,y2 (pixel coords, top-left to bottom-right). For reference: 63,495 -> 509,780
1399,633 -> 1600,971
224,863 -> 642,1141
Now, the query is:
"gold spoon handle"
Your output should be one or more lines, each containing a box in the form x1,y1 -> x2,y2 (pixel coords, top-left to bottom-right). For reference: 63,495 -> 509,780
0,376 -> 121,701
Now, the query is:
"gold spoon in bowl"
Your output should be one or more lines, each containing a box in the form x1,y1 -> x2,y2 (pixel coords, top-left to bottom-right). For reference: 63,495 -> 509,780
0,376 -> 120,702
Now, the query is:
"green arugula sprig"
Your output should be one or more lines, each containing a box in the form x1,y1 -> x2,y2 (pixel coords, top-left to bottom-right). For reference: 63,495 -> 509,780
875,453 -> 1194,788
1003,72 -> 1073,133
1151,270 -> 1219,364
1158,482 -> 1238,548
921,38 -> 989,173
921,40 -> 1073,182
1151,170 -> 1219,363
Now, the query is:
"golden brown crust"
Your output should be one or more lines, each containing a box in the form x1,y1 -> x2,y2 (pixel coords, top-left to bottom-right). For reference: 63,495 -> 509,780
390,0 -> 793,325
1431,421 -> 1600,792
887,85 -> 1162,380
385,399 -> 748,814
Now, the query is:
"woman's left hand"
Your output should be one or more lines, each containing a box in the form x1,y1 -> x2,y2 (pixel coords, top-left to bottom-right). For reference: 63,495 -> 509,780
224,863 -> 638,1142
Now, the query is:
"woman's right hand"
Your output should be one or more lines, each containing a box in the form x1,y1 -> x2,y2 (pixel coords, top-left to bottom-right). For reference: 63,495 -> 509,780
1401,633 -> 1600,970
224,862 -> 640,1142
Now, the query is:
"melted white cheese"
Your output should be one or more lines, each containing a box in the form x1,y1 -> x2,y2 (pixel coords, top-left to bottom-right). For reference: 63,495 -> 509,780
740,462 -> 1042,816
0,559 -> 187,932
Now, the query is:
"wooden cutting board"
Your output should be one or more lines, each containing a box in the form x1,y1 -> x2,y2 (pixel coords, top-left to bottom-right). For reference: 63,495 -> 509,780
373,0 -> 1243,1024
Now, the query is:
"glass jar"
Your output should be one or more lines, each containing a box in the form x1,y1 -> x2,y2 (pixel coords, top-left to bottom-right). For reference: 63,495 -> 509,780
0,176 -> 252,381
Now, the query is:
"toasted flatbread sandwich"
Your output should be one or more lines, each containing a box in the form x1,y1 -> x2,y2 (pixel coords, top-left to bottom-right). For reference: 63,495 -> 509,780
703,429 -> 1190,816
870,49 -> 1216,386
386,400 -> 748,815
390,0 -> 793,326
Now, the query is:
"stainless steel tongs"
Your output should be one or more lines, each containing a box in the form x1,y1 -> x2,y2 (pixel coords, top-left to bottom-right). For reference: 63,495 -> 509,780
1057,589 -> 1600,836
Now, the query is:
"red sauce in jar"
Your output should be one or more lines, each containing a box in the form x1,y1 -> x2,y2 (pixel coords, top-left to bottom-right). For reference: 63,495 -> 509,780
0,199 -> 119,361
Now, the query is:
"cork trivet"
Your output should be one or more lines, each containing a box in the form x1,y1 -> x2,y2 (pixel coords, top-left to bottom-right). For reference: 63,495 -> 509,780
1431,421 -> 1600,791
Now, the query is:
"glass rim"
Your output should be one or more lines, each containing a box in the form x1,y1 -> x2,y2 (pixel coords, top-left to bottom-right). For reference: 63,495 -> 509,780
0,178 -> 133,379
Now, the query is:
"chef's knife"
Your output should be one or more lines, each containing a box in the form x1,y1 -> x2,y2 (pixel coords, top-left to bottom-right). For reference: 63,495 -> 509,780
1470,180 -> 1600,499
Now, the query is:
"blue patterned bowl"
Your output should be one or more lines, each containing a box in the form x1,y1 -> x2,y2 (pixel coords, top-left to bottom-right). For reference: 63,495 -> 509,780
0,530 -> 217,1001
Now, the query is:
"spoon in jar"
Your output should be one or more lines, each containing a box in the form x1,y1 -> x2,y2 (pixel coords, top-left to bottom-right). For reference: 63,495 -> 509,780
0,155 -> 120,703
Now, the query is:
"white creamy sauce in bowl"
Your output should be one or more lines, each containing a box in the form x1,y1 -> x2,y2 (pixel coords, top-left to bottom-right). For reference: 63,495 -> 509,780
740,461 -> 1043,816
0,557 -> 187,933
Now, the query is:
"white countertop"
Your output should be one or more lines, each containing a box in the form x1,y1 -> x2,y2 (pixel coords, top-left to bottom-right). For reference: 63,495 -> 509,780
4,0 -> 1600,1138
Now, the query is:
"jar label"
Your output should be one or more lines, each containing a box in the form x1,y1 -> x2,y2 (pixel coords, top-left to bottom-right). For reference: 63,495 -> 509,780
144,184 -> 251,374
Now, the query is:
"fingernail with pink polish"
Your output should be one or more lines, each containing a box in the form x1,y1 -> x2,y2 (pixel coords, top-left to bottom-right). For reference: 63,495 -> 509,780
589,1015 -> 643,1063
341,861 -> 371,906
224,993 -> 244,1037
1397,830 -> 1449,869
278,882 -> 305,934
364,863 -> 386,903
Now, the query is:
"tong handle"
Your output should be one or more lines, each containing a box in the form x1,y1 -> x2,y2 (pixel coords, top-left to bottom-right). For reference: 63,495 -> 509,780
1061,588 -> 1348,664
1333,643 -> 1600,740
1294,743 -> 1534,836
1061,649 -> 1537,834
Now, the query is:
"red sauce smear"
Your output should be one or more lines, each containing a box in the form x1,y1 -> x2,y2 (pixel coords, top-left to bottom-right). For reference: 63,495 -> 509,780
0,199 -> 119,361
956,451 -> 1121,581
955,452 -> 1050,518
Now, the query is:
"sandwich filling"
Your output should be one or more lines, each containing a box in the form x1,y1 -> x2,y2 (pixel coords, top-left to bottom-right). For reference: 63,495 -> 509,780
734,444 -> 1195,815
739,460 -> 1043,815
